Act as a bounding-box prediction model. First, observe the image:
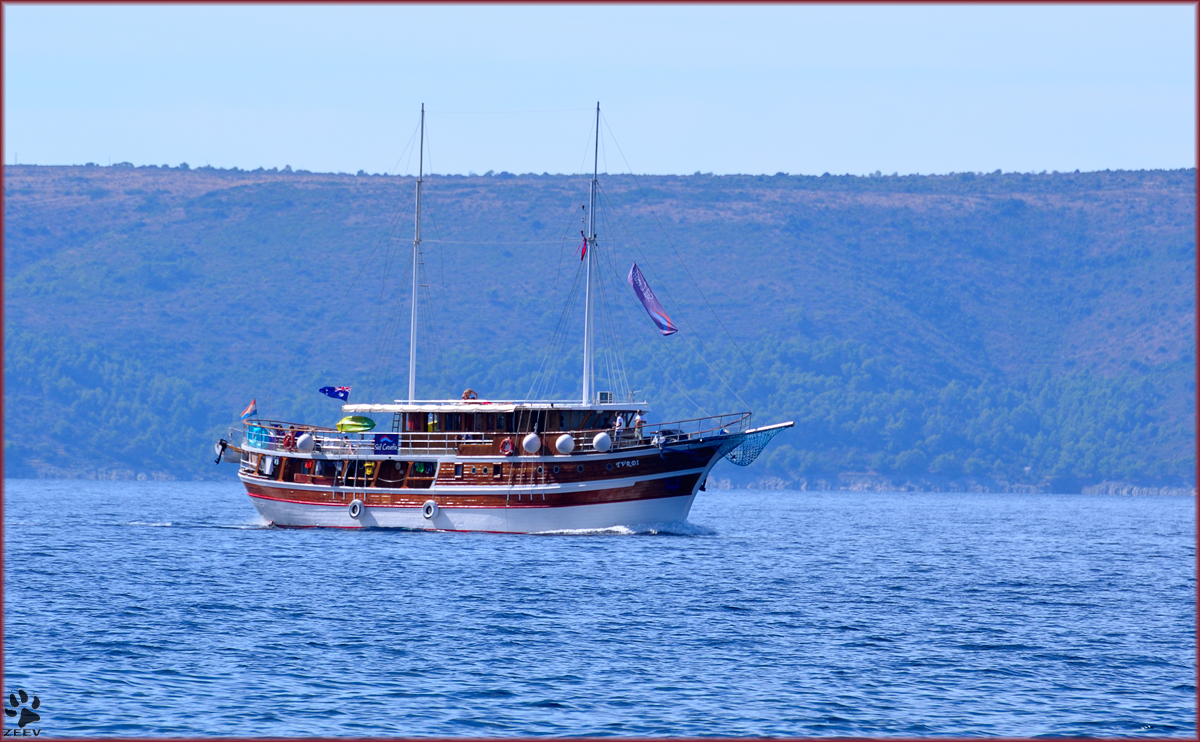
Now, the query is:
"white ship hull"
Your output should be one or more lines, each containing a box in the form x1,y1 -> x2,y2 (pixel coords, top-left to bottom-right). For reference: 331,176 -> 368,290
248,489 -> 698,533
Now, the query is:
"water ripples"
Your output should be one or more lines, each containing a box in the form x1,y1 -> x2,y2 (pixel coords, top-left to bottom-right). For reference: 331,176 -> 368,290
3,480 -> 1194,736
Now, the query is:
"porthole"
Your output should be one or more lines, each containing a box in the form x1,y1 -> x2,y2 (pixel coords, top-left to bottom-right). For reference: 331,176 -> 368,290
552,465 -> 560,474
536,466 -> 544,474
577,465 -> 585,473
483,466 -> 489,475
606,463 -> 613,471
471,466 -> 477,474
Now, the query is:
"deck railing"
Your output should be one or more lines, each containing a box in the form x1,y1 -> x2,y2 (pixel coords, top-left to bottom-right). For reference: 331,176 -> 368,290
230,412 -> 752,459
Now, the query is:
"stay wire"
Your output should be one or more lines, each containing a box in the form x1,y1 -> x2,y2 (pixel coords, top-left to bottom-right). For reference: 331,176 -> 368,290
595,182 -> 751,411
600,112 -> 774,411
528,260 -> 585,398
595,202 -> 632,399
544,262 -> 587,398
365,245 -> 414,401
590,176 -> 697,412
593,207 -> 708,416
363,222 -> 408,397
387,116 -> 421,176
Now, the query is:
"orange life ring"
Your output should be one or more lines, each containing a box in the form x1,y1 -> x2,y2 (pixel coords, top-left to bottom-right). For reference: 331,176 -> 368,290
499,437 -> 514,456
282,432 -> 296,450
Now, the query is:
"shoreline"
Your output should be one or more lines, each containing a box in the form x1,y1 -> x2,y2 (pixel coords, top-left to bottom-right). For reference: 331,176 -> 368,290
713,474 -> 1196,496
6,465 -> 1193,496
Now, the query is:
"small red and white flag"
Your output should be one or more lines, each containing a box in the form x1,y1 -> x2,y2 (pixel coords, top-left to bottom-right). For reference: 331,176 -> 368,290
240,399 -> 258,420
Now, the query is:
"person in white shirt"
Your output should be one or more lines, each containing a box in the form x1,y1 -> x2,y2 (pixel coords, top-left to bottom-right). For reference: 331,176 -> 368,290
633,410 -> 645,442
613,413 -> 625,445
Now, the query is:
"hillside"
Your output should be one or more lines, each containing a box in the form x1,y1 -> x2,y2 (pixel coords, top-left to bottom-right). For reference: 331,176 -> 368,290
4,164 -> 1195,491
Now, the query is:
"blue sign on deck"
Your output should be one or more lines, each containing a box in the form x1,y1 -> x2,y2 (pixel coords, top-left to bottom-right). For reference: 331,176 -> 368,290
374,433 -> 399,455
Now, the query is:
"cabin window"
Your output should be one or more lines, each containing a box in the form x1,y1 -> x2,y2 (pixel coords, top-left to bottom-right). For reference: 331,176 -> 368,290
426,413 -> 438,432
493,463 -> 503,479
454,464 -> 463,479
410,461 -> 435,477
407,460 -> 435,489
496,413 -> 507,431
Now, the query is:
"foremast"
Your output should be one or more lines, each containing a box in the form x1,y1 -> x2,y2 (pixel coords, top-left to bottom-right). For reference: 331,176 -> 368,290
582,102 -> 599,405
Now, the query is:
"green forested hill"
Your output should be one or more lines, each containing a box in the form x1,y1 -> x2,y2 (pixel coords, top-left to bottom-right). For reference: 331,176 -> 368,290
4,164 -> 1194,490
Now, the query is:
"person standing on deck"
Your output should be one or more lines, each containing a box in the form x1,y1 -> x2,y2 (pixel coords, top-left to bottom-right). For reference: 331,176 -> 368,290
613,413 -> 626,445
633,410 -> 645,442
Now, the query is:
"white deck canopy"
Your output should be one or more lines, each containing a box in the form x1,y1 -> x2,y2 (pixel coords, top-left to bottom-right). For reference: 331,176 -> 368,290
341,400 -> 650,415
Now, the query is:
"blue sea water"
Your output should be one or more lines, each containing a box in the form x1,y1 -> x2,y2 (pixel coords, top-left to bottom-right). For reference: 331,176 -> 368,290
3,479 -> 1194,737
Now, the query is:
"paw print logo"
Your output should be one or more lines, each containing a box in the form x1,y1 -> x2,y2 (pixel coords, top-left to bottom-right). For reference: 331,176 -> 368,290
5,690 -> 40,728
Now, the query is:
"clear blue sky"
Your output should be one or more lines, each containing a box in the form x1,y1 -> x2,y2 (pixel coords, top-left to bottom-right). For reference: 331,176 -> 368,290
5,4 -> 1195,176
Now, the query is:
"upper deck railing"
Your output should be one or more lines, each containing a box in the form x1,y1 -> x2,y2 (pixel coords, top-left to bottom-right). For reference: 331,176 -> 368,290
229,412 -> 752,459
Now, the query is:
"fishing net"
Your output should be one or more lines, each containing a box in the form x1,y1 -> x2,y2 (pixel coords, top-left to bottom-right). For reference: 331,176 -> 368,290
724,426 -> 788,467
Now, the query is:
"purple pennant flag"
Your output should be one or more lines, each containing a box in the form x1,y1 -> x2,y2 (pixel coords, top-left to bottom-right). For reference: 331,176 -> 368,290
627,263 -> 678,336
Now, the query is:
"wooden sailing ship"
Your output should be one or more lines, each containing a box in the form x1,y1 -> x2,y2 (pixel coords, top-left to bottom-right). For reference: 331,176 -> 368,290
215,105 -> 791,532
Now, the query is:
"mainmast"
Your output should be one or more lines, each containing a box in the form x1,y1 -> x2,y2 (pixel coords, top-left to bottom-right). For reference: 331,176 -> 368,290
582,103 -> 599,405
409,104 -> 424,403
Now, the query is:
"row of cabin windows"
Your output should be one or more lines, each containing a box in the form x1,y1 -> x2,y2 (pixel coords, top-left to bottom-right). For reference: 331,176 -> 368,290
253,455 -> 438,488
398,410 -> 637,434
402,412 -> 510,433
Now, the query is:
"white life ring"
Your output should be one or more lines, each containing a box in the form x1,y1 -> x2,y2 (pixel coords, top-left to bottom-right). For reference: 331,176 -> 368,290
348,499 -> 364,519
422,500 -> 439,520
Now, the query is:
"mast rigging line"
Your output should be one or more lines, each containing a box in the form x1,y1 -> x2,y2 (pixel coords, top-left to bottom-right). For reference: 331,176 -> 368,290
591,203 -> 709,415
599,112 -> 776,412
527,259 -> 587,399
363,246 -> 415,402
594,181 -> 752,412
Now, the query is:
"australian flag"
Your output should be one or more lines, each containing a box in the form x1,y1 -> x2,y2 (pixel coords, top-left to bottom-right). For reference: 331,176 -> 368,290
319,386 -> 351,401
